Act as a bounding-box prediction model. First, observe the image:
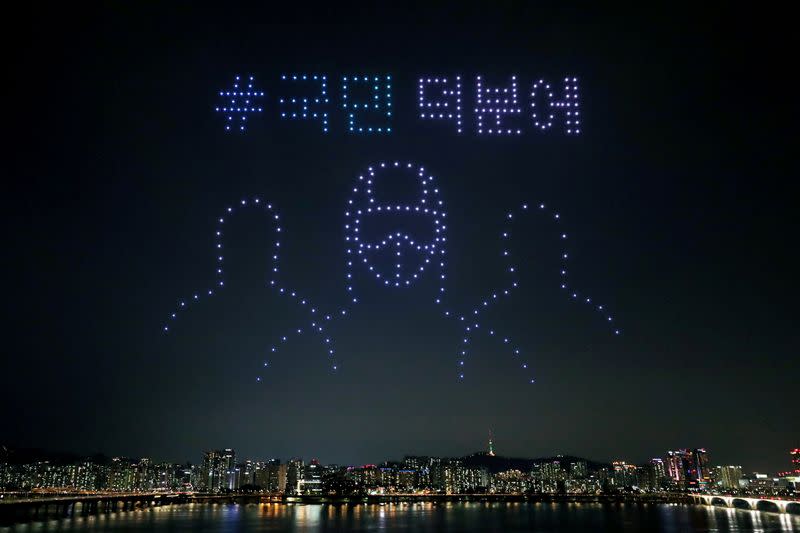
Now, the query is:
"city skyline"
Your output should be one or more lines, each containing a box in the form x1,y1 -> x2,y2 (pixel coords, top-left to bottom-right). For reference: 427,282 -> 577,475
3,440 -> 798,482
3,441 -> 798,499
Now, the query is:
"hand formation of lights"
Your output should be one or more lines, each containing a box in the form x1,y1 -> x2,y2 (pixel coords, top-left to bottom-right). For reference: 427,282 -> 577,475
278,74 -> 329,133
215,74 -> 579,135
163,162 -> 618,385
214,75 -> 264,132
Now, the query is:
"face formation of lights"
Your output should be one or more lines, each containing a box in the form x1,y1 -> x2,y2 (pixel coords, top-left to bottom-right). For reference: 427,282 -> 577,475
345,162 -> 446,300
214,75 -> 264,132
215,74 -> 578,135
163,162 -> 618,385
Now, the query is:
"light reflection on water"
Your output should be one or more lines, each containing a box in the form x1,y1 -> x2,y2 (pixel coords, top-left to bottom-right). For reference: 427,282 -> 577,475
1,502 -> 799,532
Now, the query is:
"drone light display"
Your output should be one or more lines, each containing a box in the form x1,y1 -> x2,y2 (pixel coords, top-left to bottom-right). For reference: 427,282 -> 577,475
214,75 -> 264,132
163,162 -> 619,385
215,74 -> 579,135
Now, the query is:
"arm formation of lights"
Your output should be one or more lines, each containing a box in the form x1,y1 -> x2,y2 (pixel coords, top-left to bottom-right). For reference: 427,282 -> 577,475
162,162 -> 618,385
215,74 -> 579,135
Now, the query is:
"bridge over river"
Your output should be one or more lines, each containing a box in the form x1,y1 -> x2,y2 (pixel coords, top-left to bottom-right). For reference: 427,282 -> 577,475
691,494 -> 800,514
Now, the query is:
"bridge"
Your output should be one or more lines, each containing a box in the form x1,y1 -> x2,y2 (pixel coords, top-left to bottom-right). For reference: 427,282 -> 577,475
691,494 -> 800,514
0,492 -> 189,524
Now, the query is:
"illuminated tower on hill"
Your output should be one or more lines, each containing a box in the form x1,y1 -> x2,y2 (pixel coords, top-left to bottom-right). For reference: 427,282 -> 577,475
488,430 -> 496,457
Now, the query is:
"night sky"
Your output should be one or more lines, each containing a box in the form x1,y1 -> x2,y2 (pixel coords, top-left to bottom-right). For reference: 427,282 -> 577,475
3,5 -> 797,473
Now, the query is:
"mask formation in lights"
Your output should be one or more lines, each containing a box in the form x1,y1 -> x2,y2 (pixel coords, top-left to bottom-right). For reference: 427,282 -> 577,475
163,162 -> 619,384
345,162 -> 446,299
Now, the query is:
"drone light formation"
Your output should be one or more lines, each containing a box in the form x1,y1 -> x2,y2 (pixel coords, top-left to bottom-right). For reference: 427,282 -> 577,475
162,162 -> 619,385
214,75 -> 264,132
278,74 -> 329,133
161,197 -> 340,380
345,161 -> 447,303
342,75 -> 393,134
419,76 -> 462,133
476,75 -> 523,135
270,161 -> 618,384
453,202 -> 620,384
532,77 -> 581,134
215,73 -> 579,135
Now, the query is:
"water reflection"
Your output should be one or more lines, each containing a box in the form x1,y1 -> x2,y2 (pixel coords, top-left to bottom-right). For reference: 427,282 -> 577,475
1,502 -> 799,532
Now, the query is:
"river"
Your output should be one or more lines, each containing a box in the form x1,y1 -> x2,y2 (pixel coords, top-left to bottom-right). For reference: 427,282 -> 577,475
2,501 -> 799,531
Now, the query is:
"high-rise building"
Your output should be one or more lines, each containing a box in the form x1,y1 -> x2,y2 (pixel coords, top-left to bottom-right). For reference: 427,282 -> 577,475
665,450 -> 688,483
237,461 -> 260,488
397,469 -> 416,491
715,465 -> 742,489
541,459 -> 566,483
302,459 -> 323,495
107,457 -> 137,491
649,457 -> 667,487
174,463 -> 194,491
778,448 -> 800,486
254,459 -> 283,492
638,458 -> 666,491
403,456 -> 431,488
493,469 -> 530,494
569,461 -> 588,480
612,461 -> 639,488
285,458 -> 303,495
637,459 -> 666,491
691,448 -> 711,486
664,448 -> 710,488
783,448 -> 800,476
201,449 -> 236,492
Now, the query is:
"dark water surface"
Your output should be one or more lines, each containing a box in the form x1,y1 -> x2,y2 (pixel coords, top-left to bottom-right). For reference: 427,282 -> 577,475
2,502 -> 799,532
